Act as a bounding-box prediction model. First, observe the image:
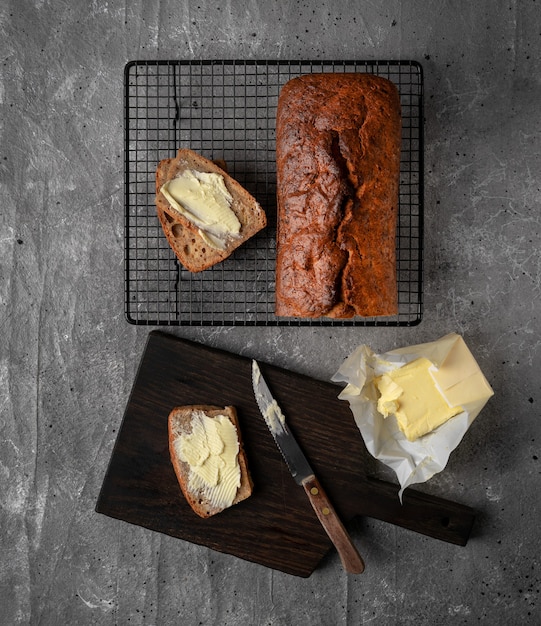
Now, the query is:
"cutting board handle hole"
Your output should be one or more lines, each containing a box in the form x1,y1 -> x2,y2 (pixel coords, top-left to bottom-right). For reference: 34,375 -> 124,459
441,516 -> 450,527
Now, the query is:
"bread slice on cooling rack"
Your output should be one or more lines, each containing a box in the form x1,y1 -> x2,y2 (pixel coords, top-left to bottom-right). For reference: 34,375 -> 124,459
155,149 -> 266,272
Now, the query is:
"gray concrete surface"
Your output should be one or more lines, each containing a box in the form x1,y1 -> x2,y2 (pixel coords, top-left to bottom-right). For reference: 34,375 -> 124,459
1,0 -> 540,624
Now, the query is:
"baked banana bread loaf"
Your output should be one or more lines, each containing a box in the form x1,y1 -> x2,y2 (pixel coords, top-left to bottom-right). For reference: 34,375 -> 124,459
275,73 -> 401,318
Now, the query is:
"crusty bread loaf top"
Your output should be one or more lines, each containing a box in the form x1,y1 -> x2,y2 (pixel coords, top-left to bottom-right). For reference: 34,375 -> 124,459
155,149 -> 266,273
275,73 -> 401,319
168,404 -> 253,518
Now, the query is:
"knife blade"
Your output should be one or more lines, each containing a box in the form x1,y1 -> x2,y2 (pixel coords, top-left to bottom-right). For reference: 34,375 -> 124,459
251,359 -> 365,574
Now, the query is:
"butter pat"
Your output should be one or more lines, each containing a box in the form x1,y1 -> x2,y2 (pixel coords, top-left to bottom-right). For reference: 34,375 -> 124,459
160,169 -> 240,250
375,357 -> 464,441
174,410 -> 241,510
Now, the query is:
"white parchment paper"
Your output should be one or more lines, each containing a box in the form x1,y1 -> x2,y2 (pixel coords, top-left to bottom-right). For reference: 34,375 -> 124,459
332,333 -> 494,499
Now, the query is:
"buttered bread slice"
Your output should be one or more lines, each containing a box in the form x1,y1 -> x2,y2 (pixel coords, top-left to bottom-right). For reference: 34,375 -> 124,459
168,405 -> 253,518
155,149 -> 267,272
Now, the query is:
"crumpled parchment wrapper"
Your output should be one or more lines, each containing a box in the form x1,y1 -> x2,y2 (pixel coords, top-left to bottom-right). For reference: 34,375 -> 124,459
332,333 -> 494,499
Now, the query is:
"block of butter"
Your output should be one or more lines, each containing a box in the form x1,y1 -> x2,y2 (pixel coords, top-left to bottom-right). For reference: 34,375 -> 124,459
332,333 -> 494,496
375,357 -> 465,441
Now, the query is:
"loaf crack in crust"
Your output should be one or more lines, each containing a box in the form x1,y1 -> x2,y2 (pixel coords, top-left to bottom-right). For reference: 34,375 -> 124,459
275,73 -> 402,318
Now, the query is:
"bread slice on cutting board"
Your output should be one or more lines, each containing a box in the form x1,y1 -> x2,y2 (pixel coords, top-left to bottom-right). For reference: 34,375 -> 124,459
155,149 -> 267,272
168,405 -> 253,518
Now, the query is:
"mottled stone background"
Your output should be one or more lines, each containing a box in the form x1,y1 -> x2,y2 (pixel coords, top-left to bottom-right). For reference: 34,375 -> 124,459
1,0 -> 540,624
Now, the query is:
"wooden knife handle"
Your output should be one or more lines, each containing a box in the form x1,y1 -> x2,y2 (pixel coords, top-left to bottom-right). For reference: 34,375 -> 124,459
302,474 -> 365,574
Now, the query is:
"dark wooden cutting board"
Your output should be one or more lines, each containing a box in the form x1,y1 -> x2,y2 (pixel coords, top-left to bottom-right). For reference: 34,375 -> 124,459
96,331 -> 475,577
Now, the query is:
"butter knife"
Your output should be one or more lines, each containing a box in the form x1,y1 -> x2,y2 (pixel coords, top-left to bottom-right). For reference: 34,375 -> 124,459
251,360 -> 365,574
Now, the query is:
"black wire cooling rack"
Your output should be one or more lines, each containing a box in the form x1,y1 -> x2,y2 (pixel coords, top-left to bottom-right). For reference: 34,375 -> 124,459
124,60 -> 424,326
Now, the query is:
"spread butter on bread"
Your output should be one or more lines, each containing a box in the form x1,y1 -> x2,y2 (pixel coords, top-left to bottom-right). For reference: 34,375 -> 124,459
168,405 -> 253,518
155,149 -> 266,272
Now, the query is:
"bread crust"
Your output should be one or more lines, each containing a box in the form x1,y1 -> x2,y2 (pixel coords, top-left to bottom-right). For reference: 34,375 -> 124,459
275,73 -> 401,318
155,149 -> 266,272
168,405 -> 253,518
